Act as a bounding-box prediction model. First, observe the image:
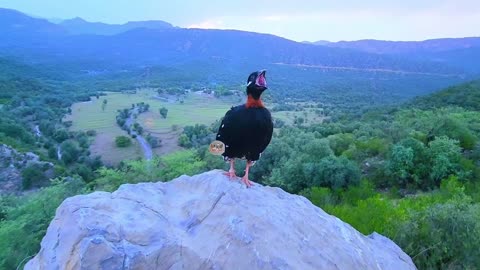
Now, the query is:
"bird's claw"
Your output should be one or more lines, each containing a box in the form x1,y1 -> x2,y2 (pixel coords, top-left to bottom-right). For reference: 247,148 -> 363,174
242,177 -> 253,188
223,170 -> 238,180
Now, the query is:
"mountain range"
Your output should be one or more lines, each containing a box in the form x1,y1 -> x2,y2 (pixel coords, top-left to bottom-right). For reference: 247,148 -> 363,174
313,38 -> 480,54
0,5 -> 479,104
59,17 -> 174,35
1,8 -> 479,75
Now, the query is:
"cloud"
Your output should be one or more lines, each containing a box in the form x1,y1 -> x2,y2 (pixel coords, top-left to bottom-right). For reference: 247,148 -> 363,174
187,20 -> 224,29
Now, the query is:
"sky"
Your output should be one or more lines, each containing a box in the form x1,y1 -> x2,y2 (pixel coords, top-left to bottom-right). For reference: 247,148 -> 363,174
0,0 -> 479,42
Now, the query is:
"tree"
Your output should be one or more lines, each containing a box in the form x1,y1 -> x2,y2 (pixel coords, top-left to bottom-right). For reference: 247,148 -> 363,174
21,164 -> 47,189
178,134 -> 191,148
47,146 -> 57,159
133,123 -> 143,135
101,99 -> 107,112
294,116 -> 304,126
313,156 -> 361,190
115,136 -> 132,148
53,129 -> 69,143
146,133 -> 161,148
387,144 -> 414,186
159,107 -> 168,119
428,136 -> 462,185
60,140 -> 80,164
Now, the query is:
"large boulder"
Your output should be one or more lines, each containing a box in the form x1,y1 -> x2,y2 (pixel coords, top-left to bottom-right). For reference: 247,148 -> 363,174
26,170 -> 416,270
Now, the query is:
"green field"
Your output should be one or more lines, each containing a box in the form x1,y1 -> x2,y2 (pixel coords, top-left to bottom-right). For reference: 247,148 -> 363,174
137,92 -> 233,133
64,90 -> 235,164
65,89 -> 324,164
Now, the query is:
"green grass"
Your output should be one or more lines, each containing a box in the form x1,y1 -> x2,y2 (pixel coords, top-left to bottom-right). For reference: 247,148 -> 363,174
137,92 -> 233,132
65,90 -> 232,132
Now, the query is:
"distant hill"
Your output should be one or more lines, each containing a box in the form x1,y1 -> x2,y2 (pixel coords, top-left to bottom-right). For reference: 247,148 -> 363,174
310,37 -> 480,73
319,37 -> 480,54
302,40 -> 331,46
0,8 -> 66,37
411,79 -> 480,110
59,17 -> 174,35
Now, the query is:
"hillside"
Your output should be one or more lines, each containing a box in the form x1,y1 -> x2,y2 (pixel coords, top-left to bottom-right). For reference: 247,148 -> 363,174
25,170 -> 416,270
60,17 -> 174,35
316,38 -> 480,73
411,79 -> 480,110
320,37 -> 480,54
0,8 -> 65,38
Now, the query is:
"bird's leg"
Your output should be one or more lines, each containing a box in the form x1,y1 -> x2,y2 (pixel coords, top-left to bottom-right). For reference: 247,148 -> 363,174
242,161 -> 254,188
223,159 -> 237,180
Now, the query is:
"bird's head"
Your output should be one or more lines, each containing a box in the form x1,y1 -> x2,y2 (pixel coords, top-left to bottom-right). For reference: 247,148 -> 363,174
246,70 -> 267,100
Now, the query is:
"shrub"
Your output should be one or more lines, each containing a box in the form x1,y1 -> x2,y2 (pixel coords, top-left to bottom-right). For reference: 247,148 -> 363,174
395,200 -> 480,269
159,107 -> 168,119
146,134 -> 161,148
21,164 -> 47,189
60,140 -> 80,164
115,136 -> 132,148
0,178 -> 86,269
312,156 -> 361,190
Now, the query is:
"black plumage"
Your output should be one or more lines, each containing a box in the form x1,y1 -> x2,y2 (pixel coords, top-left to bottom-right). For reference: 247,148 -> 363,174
216,104 -> 273,161
216,70 -> 273,187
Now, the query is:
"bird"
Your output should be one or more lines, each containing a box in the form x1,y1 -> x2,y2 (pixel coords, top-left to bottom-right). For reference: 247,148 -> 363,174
216,70 -> 274,187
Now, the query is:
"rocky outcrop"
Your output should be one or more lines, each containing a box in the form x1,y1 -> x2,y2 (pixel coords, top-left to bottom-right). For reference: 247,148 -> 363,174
26,170 -> 416,270
0,144 -> 54,194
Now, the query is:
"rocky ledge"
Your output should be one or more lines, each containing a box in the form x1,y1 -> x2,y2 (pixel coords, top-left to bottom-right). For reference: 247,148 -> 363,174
26,170 -> 416,270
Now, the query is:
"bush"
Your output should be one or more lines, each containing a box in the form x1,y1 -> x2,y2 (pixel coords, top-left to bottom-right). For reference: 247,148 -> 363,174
115,136 -> 132,148
274,118 -> 285,128
312,156 -> 361,190
180,124 -> 212,148
146,134 -> 161,148
326,195 -> 402,236
60,140 -> 80,164
395,200 -> 480,269
91,151 -> 207,191
21,164 -> 47,189
53,129 -> 69,143
0,178 -> 86,269
47,146 -> 57,159
159,107 -> 168,119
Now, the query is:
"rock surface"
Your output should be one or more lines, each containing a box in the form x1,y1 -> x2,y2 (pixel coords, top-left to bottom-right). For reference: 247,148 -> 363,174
0,144 -> 54,194
26,170 -> 416,270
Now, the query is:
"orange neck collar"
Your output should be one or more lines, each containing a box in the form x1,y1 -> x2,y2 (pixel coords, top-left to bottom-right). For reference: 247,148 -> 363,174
245,95 -> 264,108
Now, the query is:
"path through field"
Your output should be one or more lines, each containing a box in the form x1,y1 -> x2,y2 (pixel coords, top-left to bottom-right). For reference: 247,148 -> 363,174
125,107 -> 153,160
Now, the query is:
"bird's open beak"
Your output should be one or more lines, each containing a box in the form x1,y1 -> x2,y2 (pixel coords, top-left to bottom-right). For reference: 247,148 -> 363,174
256,70 -> 267,88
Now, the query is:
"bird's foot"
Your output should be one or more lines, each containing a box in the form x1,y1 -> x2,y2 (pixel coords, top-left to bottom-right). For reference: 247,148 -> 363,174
223,170 -> 238,180
242,176 -> 253,188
